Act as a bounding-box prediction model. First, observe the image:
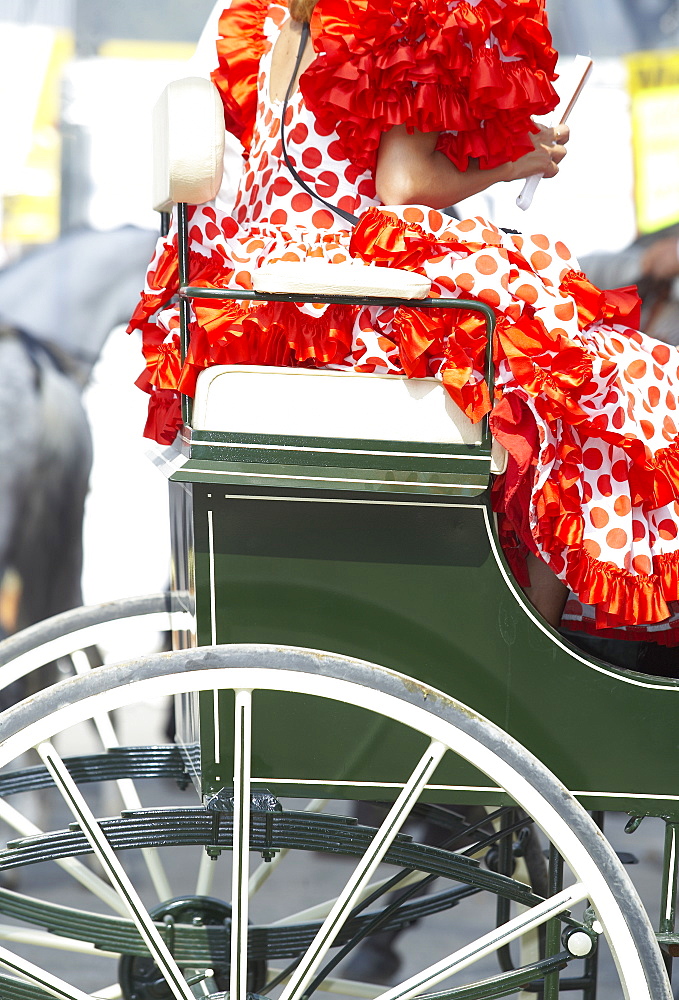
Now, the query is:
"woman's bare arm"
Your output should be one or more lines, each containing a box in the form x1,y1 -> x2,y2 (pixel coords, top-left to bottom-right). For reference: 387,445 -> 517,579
375,124 -> 569,208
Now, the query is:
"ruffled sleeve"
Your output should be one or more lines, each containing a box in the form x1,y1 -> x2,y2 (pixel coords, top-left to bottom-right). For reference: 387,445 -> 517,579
302,0 -> 559,174
210,0 -> 272,151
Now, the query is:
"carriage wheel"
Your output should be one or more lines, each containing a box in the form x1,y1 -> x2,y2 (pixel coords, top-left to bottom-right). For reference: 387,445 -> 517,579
0,645 -> 670,1000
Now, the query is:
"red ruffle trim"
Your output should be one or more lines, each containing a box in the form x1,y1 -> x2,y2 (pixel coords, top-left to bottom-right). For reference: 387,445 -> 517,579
496,477 -> 679,640
564,546 -> 679,630
161,263 -> 360,395
210,0 -> 285,151
302,0 -> 559,173
350,206 -> 493,418
126,237 -> 179,335
495,399 -> 679,637
133,294 -> 358,402
142,389 -> 183,445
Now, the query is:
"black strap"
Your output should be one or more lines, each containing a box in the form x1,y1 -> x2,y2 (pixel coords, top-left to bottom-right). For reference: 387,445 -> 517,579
281,21 -> 359,227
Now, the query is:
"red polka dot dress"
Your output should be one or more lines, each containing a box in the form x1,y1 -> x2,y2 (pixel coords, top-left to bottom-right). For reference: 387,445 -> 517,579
129,0 -> 679,643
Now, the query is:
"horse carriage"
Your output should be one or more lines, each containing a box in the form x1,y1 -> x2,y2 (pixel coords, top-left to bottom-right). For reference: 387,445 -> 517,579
0,76 -> 678,1000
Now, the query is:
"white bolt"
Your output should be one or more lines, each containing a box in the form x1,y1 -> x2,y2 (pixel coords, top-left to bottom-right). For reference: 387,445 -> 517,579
566,930 -> 594,957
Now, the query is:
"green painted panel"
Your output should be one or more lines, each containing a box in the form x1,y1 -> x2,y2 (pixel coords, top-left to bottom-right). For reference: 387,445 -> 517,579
176,481 -> 679,814
191,427 -> 483,452
173,460 -> 490,496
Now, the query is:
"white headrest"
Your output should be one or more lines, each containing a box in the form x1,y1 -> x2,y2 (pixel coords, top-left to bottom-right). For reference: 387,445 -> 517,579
152,76 -> 225,211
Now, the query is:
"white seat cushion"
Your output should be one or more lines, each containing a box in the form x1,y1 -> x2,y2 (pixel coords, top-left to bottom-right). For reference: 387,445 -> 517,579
192,365 -> 507,473
252,261 -> 432,299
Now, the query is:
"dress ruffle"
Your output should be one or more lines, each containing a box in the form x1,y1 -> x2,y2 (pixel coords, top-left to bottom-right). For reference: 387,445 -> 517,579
302,0 -> 559,173
211,0 -> 284,150
495,418 -> 679,635
210,0 -> 558,170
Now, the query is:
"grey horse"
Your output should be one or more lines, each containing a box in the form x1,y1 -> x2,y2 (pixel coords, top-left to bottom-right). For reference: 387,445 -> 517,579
0,225 -> 158,695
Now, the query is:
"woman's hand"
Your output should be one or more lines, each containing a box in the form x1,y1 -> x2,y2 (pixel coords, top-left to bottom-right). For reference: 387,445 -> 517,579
375,123 -> 570,208
504,124 -> 570,182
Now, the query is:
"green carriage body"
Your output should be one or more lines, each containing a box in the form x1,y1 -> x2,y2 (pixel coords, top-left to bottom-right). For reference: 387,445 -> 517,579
166,418 -> 679,819
149,270 -> 679,993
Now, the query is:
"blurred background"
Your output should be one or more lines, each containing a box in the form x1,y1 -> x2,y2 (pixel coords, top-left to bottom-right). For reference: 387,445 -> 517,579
0,0 -> 216,254
0,0 -> 218,642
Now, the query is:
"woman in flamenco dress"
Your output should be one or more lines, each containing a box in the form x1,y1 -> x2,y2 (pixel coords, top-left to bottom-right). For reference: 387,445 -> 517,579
129,0 -> 679,652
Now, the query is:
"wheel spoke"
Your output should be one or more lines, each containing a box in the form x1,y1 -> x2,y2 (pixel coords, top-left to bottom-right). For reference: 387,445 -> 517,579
377,882 -> 589,1000
271,869 -> 430,926
278,740 -> 447,1000
0,797 -> 127,915
0,923 -> 115,956
68,651 -> 173,904
230,688 -> 253,1000
37,741 -> 194,1000
0,942 -> 93,1000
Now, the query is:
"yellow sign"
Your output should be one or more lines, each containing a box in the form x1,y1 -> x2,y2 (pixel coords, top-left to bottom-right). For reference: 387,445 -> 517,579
627,49 -> 679,235
1,27 -> 74,246
99,39 -> 195,61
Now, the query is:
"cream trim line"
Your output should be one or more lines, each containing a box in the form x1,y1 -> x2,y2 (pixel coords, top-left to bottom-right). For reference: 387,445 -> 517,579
252,777 -> 679,803
482,506 -> 679,693
205,492 -> 483,509
252,778 -> 503,792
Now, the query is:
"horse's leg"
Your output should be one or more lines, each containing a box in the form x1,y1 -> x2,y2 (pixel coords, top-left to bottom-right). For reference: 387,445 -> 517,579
13,360 -> 93,664
0,338 -> 48,864
0,336 -> 43,710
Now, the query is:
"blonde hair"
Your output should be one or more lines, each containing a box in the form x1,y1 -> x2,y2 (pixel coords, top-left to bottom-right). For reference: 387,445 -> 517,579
288,0 -> 318,22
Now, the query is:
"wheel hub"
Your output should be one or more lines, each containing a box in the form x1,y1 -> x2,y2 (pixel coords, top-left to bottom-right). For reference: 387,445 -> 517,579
118,896 -> 267,1000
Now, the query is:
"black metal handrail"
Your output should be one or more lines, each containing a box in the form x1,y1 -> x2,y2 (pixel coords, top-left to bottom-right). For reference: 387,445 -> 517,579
176,202 -> 497,451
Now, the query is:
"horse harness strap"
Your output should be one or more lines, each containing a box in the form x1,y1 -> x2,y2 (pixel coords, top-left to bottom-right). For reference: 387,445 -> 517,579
0,324 -> 77,388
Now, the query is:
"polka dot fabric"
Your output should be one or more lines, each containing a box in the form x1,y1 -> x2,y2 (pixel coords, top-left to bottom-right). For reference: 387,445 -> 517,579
129,0 -> 679,643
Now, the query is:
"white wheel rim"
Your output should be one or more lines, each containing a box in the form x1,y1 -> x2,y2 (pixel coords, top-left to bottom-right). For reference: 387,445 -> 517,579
0,649 -> 667,1000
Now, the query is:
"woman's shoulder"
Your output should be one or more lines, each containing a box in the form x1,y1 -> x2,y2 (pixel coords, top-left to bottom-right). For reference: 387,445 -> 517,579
210,0 -> 288,150
302,0 -> 558,175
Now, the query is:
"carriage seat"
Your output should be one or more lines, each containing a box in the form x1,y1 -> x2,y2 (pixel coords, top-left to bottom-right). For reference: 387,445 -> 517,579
192,365 -> 508,475
152,78 -> 507,474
